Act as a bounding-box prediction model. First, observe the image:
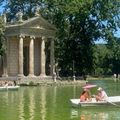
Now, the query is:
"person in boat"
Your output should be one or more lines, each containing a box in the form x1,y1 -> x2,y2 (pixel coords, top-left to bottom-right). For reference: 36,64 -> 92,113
95,87 -> 108,101
80,88 -> 91,102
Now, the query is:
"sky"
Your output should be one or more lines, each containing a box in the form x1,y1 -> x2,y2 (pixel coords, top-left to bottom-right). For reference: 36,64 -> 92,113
96,28 -> 120,44
115,28 -> 120,38
0,0 -> 5,13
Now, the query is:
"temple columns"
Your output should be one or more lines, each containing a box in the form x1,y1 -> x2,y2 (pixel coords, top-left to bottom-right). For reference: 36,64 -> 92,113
18,35 -> 24,77
29,36 -> 35,76
40,37 -> 46,76
2,38 -> 8,77
50,39 -> 55,76
2,54 -> 8,77
15,36 -> 55,77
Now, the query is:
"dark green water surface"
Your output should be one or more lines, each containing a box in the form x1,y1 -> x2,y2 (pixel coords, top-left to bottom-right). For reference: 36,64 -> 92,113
0,80 -> 120,120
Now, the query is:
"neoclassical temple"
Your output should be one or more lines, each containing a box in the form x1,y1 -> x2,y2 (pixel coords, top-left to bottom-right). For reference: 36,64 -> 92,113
0,12 -> 56,80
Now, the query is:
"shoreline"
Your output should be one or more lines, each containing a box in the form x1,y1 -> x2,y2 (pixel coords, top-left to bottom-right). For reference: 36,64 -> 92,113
19,80 -> 87,86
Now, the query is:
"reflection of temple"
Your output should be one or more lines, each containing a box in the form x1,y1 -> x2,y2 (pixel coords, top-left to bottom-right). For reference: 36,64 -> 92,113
0,10 -> 56,81
40,87 -> 47,120
70,108 -> 109,120
18,87 -> 47,120
70,109 -> 78,119
79,111 -> 108,120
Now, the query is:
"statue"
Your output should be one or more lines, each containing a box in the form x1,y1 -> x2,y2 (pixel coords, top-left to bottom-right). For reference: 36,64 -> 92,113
16,11 -> 23,22
35,6 -> 40,17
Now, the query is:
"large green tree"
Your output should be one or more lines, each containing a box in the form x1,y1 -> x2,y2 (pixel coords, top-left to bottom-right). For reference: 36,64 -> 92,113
106,37 -> 120,75
43,0 -> 120,76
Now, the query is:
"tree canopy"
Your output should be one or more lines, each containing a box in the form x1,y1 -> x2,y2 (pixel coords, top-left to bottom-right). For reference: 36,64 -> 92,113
42,0 -> 120,76
0,16 -> 6,56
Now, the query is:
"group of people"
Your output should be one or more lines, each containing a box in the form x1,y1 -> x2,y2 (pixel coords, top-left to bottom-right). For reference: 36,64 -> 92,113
80,87 -> 108,102
0,80 -> 17,87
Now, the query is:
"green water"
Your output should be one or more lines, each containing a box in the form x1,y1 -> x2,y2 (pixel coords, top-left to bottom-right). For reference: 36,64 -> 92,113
0,80 -> 120,120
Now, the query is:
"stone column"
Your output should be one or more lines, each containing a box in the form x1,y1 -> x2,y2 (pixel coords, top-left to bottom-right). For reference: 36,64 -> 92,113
2,38 -> 8,77
2,53 -> 8,77
18,35 -> 24,77
50,39 -> 55,76
29,36 -> 35,76
40,37 -> 46,76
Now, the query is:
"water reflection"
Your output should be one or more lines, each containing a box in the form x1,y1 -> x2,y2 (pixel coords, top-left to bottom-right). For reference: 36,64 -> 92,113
40,86 -> 46,120
79,110 -> 108,120
70,109 -> 78,119
17,86 -> 58,120
73,85 -> 77,98
70,108 -> 110,120
18,91 -> 24,120
29,88 -> 35,120
0,81 -> 120,120
18,87 -> 48,120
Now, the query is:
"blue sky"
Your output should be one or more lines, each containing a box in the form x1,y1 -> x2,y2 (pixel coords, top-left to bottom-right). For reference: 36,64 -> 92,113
0,1 -> 5,13
96,28 -> 120,44
115,28 -> 120,38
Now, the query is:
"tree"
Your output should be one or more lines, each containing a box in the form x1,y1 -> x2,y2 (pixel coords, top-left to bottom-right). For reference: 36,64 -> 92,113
106,37 -> 120,75
0,16 -> 6,56
0,0 -> 6,56
43,0 -> 120,76
93,44 -> 110,76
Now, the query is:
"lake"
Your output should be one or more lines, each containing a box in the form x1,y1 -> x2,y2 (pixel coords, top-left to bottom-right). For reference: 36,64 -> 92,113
0,80 -> 120,120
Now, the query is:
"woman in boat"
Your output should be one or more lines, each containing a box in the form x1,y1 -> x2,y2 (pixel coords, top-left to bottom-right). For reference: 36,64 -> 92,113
80,88 -> 91,102
95,87 -> 108,101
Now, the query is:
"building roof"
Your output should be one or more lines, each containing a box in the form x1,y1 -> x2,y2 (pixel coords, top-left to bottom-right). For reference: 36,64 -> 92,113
5,16 -> 57,38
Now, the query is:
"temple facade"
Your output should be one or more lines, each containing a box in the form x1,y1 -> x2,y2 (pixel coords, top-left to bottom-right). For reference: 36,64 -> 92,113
0,12 -> 56,80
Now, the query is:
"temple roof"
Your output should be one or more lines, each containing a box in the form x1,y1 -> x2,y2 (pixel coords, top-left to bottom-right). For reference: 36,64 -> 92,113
5,16 -> 57,38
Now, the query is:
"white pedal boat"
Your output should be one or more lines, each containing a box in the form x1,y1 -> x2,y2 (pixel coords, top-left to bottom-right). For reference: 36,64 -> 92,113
0,85 -> 20,90
70,96 -> 120,107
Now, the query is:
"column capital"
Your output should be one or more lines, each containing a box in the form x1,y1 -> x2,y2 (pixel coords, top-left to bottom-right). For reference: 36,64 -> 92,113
49,37 -> 56,40
30,36 -> 35,39
19,35 -> 25,38
41,36 -> 45,39
41,36 -> 47,42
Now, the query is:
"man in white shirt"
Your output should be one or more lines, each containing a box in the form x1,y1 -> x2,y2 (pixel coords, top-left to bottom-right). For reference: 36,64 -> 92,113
96,87 -> 108,101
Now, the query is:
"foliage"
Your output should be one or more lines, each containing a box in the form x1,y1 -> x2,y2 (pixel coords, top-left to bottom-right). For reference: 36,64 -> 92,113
43,0 -> 120,76
93,38 -> 120,76
0,0 -> 6,56
0,16 -> 6,56
5,0 -> 42,21
93,44 -> 110,76
106,38 -> 120,74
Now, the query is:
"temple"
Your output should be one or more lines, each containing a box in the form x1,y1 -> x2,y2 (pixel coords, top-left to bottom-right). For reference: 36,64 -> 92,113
0,11 -> 56,81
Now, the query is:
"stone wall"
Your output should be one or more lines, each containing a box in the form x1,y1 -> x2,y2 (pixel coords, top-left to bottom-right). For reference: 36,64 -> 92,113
8,37 -> 18,76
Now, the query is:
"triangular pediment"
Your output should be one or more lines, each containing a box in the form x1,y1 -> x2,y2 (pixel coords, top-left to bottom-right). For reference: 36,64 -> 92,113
5,16 -> 57,37
21,16 -> 56,31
